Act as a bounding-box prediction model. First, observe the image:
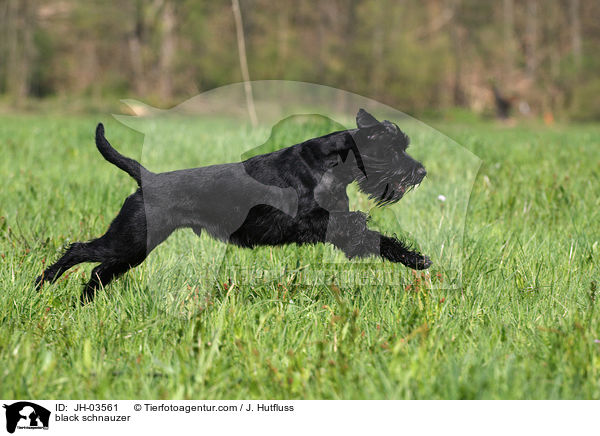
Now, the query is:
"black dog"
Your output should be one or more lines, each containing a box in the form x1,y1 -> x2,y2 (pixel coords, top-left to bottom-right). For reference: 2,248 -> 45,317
36,109 -> 431,303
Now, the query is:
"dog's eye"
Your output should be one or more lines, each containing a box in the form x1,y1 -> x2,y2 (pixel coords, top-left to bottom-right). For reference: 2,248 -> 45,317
391,140 -> 407,151
397,134 -> 410,150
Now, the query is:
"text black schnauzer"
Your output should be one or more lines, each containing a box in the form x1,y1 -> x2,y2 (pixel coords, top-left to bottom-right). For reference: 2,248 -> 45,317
36,109 -> 431,303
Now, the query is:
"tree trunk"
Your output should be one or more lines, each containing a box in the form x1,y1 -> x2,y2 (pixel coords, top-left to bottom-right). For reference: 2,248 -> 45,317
503,0 -> 515,77
232,0 -> 258,127
5,0 -> 34,103
276,4 -> 289,78
0,0 -> 7,92
569,0 -> 582,68
448,0 -> 466,106
128,0 -> 147,96
370,5 -> 385,100
525,0 -> 537,78
158,0 -> 175,101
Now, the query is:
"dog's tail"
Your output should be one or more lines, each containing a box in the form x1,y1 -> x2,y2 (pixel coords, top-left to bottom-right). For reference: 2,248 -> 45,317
95,123 -> 151,186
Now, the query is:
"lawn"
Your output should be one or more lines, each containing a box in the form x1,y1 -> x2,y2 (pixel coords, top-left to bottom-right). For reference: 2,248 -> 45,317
0,114 -> 598,399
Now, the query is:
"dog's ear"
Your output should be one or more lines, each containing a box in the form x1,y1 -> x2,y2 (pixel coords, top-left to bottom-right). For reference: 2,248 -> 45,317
356,108 -> 380,129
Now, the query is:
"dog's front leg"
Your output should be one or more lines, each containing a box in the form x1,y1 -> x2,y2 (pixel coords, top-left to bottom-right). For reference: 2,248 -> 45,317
379,235 -> 432,270
326,212 -> 431,270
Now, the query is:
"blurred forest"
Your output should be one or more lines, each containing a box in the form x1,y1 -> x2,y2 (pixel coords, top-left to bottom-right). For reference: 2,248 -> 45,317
0,0 -> 599,119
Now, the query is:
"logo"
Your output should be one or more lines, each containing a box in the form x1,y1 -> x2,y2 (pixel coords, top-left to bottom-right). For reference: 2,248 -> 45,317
2,402 -> 50,434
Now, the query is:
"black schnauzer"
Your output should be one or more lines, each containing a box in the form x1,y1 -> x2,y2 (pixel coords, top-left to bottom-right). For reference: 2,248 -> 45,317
36,109 -> 431,303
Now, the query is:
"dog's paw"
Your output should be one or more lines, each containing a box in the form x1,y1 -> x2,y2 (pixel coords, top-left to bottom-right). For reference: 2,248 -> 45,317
34,275 -> 44,291
401,253 -> 432,270
414,255 -> 432,270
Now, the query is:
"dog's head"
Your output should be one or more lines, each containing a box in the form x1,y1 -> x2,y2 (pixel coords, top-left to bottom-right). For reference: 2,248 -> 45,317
346,109 -> 426,206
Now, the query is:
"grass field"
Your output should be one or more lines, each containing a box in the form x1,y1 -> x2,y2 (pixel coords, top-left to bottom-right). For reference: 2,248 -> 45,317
0,114 -> 599,399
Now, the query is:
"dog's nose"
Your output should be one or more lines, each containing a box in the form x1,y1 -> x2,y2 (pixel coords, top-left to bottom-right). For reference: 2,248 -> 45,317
416,167 -> 427,178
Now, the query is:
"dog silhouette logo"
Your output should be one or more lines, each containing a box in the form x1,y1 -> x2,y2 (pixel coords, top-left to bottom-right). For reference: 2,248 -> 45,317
2,402 -> 50,434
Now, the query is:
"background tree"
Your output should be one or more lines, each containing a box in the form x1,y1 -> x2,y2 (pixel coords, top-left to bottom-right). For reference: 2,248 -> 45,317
0,0 -> 598,119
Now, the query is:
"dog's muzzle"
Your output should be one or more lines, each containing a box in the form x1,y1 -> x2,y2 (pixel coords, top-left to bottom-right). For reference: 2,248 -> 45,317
397,166 -> 426,191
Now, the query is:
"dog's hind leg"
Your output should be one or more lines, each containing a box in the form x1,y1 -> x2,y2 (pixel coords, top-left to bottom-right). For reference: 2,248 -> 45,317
36,190 -> 156,298
35,240 -> 110,289
75,191 -> 154,302
80,261 -> 138,304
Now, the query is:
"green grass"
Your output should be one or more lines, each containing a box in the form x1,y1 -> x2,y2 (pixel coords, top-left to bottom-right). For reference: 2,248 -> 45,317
0,114 -> 599,399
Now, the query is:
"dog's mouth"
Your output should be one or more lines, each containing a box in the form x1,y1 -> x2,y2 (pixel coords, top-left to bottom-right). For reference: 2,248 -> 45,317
375,180 -> 418,206
356,171 -> 425,207
395,176 -> 422,194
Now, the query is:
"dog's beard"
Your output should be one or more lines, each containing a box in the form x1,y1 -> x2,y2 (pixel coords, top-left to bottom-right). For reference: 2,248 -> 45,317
354,163 -> 420,207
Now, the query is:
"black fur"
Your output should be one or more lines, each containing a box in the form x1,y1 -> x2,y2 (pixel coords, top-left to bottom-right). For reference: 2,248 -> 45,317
36,109 -> 431,303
